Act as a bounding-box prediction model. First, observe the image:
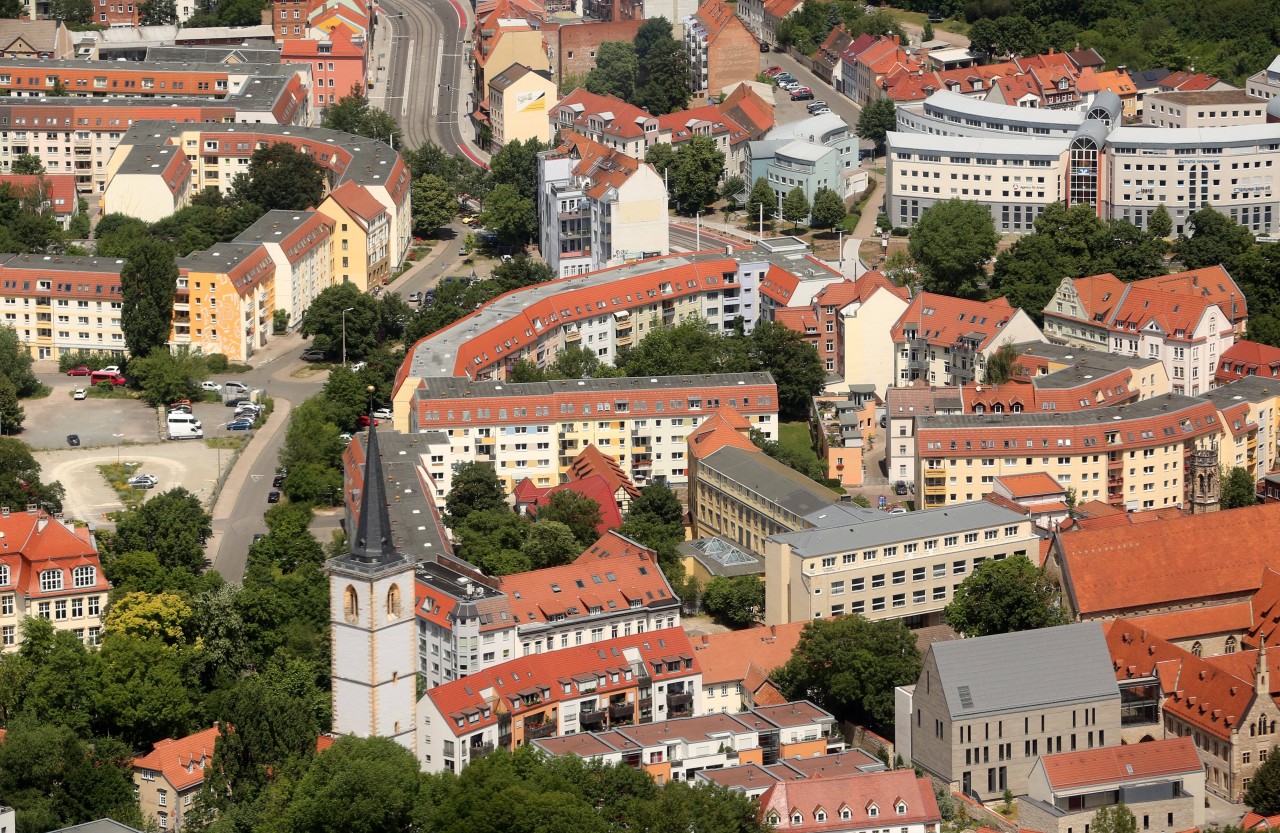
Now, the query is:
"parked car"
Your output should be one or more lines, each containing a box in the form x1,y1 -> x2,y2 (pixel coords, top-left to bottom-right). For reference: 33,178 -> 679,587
806,101 -> 827,111
272,473 -> 286,487
223,381 -> 249,392
812,107 -> 832,115
73,388 -> 86,400
894,480 -> 909,495
758,40 -> 770,52
127,474 -> 158,489
267,490 -> 281,504
357,414 -> 379,428
889,506 -> 908,514
301,349 -> 327,362
100,365 -> 120,375
235,405 -> 261,418
200,381 -> 222,392
90,371 -> 126,386
408,291 -> 423,304
349,361 -> 368,372
764,66 -> 782,75
226,418 -> 254,431
168,405 -> 192,414
226,397 -> 250,408
372,407 -> 393,420
791,90 -> 815,101
66,365 -> 91,376
339,432 -> 353,444
67,434 -> 80,447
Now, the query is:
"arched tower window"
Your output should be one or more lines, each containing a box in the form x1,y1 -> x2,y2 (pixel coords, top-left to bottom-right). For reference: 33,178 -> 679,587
1191,641 -> 1203,657
1226,636 -> 1237,654
387,583 -> 402,619
344,585 -> 359,623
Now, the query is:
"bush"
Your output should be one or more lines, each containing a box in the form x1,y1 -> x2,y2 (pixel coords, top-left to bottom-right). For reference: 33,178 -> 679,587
57,350 -> 121,372
205,353 -> 229,373
892,227 -> 911,237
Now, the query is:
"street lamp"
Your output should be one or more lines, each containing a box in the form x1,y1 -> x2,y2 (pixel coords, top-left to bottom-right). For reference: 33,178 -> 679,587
341,307 -> 355,367
112,433 -> 124,465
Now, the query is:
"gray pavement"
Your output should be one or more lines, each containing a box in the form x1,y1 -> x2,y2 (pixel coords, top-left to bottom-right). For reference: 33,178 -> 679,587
21,372 -> 159,449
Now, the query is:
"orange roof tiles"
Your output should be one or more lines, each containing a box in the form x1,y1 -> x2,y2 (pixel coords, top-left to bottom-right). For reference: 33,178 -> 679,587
1130,602 -> 1254,643
1105,619 -> 1253,740
1243,813 -> 1280,830
497,531 -> 675,626
557,131 -> 648,201
994,472 -> 1064,499
891,292 -> 1020,350
718,84 -> 774,139
0,173 -> 76,214
1218,340 -> 1280,382
0,511 -> 111,600
552,89 -> 652,140
760,771 -> 940,832
1248,568 -> 1280,648
530,474 -> 625,533
1039,737 -> 1201,791
687,407 -> 758,458
692,622 -> 807,685
566,444 -> 640,500
327,180 -> 387,225
133,726 -> 220,792
1058,502 -> 1280,617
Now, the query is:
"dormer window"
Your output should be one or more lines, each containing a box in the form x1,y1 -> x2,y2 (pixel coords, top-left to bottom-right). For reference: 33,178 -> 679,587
769,815 -> 781,825
815,810 -> 827,822
792,814 -> 803,824
897,802 -> 908,815
867,804 -> 879,818
840,809 -> 852,821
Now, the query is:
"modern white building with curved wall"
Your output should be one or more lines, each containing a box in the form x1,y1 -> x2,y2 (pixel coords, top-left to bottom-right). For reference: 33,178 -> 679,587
887,89 -> 1280,237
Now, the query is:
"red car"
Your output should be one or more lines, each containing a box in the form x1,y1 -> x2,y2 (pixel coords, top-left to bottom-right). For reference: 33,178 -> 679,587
66,365 -> 91,376
90,371 -> 126,386
357,415 -> 380,428
764,66 -> 783,75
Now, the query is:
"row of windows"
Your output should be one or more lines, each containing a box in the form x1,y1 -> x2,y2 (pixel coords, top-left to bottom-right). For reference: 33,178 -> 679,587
0,564 -> 96,590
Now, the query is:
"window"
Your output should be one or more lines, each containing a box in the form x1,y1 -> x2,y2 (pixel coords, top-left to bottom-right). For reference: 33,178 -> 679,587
40,569 -> 63,592
158,790 -> 168,807
72,565 -> 95,588
387,583 -> 402,619
0,564 -> 8,586
343,585 -> 359,623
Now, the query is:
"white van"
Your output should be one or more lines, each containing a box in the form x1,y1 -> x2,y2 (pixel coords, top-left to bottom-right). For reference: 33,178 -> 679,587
167,412 -> 203,440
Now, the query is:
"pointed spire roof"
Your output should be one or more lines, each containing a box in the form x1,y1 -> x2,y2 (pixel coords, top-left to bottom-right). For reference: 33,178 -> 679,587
350,421 -> 397,564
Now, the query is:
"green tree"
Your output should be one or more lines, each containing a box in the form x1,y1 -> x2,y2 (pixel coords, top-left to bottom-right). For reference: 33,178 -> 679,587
745,320 -> 826,422
774,615 -> 922,730
445,461 -> 509,529
0,438 -> 64,511
559,71 -> 589,95
585,41 -> 639,101
103,590 -> 194,644
1091,804 -> 1139,833
701,575 -> 764,628
634,36 -> 691,114
965,17 -> 1000,55
454,508 -> 533,575
908,199 -> 998,299
781,186 -> 811,229
983,342 -> 1018,384
48,0 -> 92,22
276,737 -> 422,833
522,520 -> 581,569
93,632 -> 196,747
0,324 -> 40,396
1148,203 -> 1172,239
233,142 -> 327,213
479,182 -> 537,244
635,16 -> 674,59
411,173 -> 457,236
855,98 -> 897,154
126,346 -> 207,406
138,0 -> 177,23
535,489 -> 604,547
0,374 -> 25,434
1247,748 -> 1280,815
487,138 -> 545,204
810,187 -> 846,231
746,177 -> 777,229
644,142 -> 677,181
944,554 -> 1066,638
1176,205 -> 1254,269
1222,466 -> 1258,509
628,481 -> 684,526
120,239 -> 178,357
11,154 -> 43,175
300,282 -> 383,361
0,0 -> 21,18
109,487 -> 213,573
321,86 -> 402,147
668,136 -> 726,215
922,19 -> 934,40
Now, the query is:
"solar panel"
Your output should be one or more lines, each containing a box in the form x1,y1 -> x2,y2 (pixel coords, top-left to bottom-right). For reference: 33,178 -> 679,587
957,685 -> 974,709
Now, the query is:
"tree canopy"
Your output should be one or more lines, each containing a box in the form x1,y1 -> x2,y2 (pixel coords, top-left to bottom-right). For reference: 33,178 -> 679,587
120,239 -> 178,358
701,576 -> 765,628
943,554 -> 1066,638
855,99 -> 896,154
1222,466 -> 1259,509
908,199 -> 998,299
233,142 -> 327,213
1247,748 -> 1280,815
321,87 -> 402,148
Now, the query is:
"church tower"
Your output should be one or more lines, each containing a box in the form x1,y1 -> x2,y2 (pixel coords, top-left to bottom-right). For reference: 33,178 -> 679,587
326,422 -> 417,752
1187,442 -> 1220,514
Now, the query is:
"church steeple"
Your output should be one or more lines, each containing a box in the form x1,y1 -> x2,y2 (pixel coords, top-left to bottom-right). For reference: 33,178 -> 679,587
350,420 -> 398,564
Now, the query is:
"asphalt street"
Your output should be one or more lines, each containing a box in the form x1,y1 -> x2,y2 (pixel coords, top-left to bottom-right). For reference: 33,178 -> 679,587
380,0 -> 473,156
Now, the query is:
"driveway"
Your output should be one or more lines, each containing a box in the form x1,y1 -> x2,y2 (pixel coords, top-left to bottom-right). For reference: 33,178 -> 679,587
35,442 -> 224,527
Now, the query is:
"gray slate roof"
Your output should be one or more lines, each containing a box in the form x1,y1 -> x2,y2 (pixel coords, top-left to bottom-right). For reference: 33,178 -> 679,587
930,622 -> 1119,719
701,445 -> 838,518
772,499 -> 1026,557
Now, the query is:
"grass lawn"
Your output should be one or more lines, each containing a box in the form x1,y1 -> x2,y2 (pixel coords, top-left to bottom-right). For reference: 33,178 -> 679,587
882,6 -> 969,35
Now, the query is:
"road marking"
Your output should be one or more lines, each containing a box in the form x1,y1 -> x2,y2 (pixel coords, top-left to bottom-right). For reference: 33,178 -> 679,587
251,474 -> 264,482
401,38 -> 415,117
431,36 -> 444,118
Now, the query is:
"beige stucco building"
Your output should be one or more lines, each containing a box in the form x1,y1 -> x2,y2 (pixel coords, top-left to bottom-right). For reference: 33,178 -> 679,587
1143,90 -> 1268,129
488,63 -> 555,149
132,726 -> 218,831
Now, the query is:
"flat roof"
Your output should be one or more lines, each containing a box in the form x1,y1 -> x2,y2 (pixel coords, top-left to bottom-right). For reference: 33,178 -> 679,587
1146,90 -> 1264,106
919,89 -> 1086,128
887,130 -> 1069,158
419,372 -> 775,400
1109,122 -> 1280,148
769,499 -> 1027,557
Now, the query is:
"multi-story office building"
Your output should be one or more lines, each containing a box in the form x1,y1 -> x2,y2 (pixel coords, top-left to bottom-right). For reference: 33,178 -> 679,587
418,627 -> 703,773
106,122 -> 410,268
536,132 -> 668,278
1042,268 -> 1246,397
0,253 -> 126,360
1143,90 -> 1267,129
891,292 -> 1046,387
763,497 -> 1039,627
0,508 -> 112,651
748,113 -> 862,214
912,395 -> 1225,511
406,373 -> 778,492
887,87 -> 1280,238
898,622 -> 1121,801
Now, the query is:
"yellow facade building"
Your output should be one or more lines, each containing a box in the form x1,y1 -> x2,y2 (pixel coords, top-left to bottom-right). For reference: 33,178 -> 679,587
172,242 -> 276,361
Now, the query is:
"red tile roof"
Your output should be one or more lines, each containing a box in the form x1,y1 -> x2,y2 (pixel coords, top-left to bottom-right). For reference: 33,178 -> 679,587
1040,737 -> 1201,791
657,105 -> 751,147
530,474 -> 625,534
133,726 -> 220,792
327,180 -> 387,225
1243,813 -> 1280,830
891,292 -> 1022,351
687,408 -> 758,458
557,131 -> 649,201
497,531 -> 675,626
551,89 -> 653,140
760,771 -> 940,833
1217,340 -> 1280,382
0,173 -> 76,215
1130,602 -> 1254,643
566,444 -> 640,500
1105,619 -> 1253,740
0,512 -> 110,600
691,622 -> 807,685
1248,567 -> 1280,648
994,472 -> 1064,499
426,626 -> 699,737
1057,502 -> 1280,617
718,84 -> 775,139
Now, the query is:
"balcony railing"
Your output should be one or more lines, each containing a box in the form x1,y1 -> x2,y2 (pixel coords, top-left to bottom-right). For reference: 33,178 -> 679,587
469,742 -> 496,759
608,702 -> 634,722
667,692 -> 693,714
580,707 -> 607,726
525,722 -> 556,740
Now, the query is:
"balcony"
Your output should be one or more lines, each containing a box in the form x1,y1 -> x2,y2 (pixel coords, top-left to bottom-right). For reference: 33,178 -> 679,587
469,742 -> 496,759
608,702 -> 634,722
580,707 -> 607,727
616,331 -> 633,347
525,722 -> 556,740
565,328 -> 581,342
667,691 -> 693,715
